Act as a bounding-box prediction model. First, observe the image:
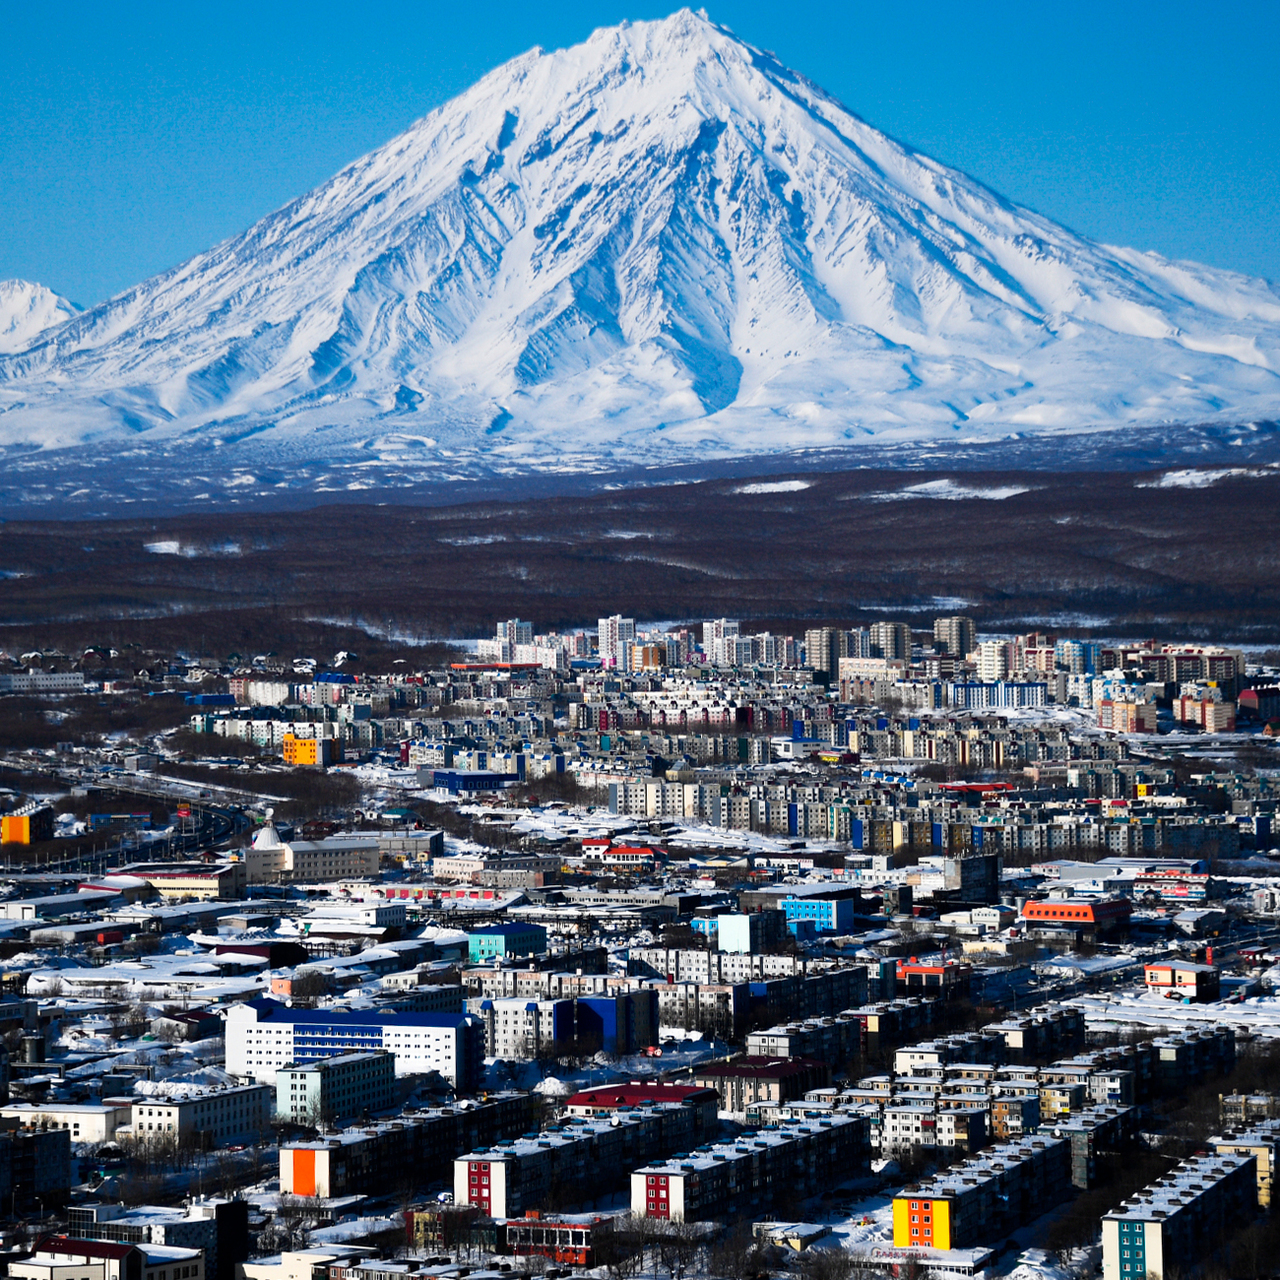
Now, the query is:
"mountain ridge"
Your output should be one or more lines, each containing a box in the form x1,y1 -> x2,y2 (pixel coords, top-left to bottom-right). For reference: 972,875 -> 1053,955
1,8 -> 1279,505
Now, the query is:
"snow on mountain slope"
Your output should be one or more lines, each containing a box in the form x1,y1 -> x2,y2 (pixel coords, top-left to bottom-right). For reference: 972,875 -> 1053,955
1,9 -> 1278,482
0,281 -> 78,355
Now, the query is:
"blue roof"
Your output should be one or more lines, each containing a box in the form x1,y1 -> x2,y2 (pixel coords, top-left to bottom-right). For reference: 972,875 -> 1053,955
469,923 -> 545,937
249,998 -> 468,1028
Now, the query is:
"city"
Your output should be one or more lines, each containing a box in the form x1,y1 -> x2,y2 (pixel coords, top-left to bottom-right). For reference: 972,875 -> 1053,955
1,613 -> 1279,1280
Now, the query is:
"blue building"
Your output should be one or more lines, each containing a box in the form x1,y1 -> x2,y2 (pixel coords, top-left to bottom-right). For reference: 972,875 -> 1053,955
780,893 -> 857,935
468,922 -> 548,963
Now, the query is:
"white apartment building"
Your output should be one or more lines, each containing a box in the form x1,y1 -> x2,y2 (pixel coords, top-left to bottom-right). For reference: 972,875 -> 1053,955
129,1084 -> 273,1146
976,641 -> 1011,682
598,615 -> 636,671
225,1000 -> 482,1088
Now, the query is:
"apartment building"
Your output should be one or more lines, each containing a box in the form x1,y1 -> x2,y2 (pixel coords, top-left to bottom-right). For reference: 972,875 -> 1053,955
1101,1152 -> 1257,1280
225,999 -> 485,1088
275,1052 -> 395,1124
631,1114 -> 870,1221
1210,1120 -> 1280,1207
466,990 -> 656,1057
455,1105 -> 699,1218
280,1093 -> 539,1199
130,1085 -> 273,1147
877,1103 -> 987,1157
1045,1105 -> 1141,1189
745,1011 -> 864,1067
691,1057 -> 831,1119
893,1137 -> 1071,1250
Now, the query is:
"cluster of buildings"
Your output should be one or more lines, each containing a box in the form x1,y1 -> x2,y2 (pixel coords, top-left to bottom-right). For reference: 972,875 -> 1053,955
1,614 -> 1279,1280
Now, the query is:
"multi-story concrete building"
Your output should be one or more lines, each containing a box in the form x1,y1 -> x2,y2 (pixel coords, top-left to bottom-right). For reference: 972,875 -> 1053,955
466,990 -> 656,1057
274,1052 -> 395,1124
631,1114 -> 870,1221
1101,1152 -> 1257,1280
870,622 -> 911,662
0,1102 -> 133,1144
877,1103 -> 987,1157
745,1011 -> 864,1068
466,922 -> 547,963
893,1137 -> 1071,1250
456,1105 -> 699,1218
243,821 -> 378,883
129,1085 -> 273,1147
933,617 -> 976,658
563,1082 -> 719,1139
225,999 -> 485,1088
1043,1105 -> 1140,1188
692,1057 -> 831,1119
1210,1120 -> 1280,1207
280,1093 -> 539,1198
67,1200 -> 249,1280
9,1239 -> 203,1280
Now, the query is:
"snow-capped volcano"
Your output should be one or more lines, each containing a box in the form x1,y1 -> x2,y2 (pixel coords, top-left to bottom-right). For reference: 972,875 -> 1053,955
2,8 -> 1279,497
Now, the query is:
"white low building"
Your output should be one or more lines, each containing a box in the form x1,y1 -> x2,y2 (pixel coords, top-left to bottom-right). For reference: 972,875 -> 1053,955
0,1101 -> 134,1143
128,1084 -> 273,1147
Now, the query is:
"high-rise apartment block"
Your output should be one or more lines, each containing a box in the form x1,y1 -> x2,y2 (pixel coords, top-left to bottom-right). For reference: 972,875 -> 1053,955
933,616 -> 976,657
869,621 -> 911,661
598,615 -> 636,670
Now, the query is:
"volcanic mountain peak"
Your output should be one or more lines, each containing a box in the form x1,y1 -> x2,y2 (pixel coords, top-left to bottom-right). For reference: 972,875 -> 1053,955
1,9 -> 1278,501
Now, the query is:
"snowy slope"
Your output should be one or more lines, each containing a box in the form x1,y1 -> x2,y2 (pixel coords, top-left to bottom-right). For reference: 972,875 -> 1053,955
0,280 -> 78,355
1,9 -> 1278,480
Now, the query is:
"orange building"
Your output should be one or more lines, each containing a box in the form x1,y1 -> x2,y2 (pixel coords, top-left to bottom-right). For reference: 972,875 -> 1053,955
282,733 -> 339,767
1,803 -> 54,845
1021,898 -> 1131,934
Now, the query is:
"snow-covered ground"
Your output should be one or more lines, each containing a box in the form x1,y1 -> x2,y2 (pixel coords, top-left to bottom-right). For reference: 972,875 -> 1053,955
1067,987 -> 1280,1038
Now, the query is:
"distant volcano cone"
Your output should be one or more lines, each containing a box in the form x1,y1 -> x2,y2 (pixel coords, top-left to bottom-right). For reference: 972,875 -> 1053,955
2,9 -> 1278,482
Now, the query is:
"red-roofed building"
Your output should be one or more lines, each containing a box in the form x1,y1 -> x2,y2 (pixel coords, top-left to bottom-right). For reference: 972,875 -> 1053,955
896,958 -> 973,998
565,1081 -> 719,1136
581,844 -> 665,870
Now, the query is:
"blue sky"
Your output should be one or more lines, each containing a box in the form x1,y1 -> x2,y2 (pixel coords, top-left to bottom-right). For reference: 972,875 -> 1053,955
2,0 -> 1277,307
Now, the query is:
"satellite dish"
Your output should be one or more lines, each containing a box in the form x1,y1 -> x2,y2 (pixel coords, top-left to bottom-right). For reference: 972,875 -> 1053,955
265,807 -> 275,820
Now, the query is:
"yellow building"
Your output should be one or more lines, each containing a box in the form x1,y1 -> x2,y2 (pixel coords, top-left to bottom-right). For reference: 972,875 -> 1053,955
1211,1127 -> 1280,1207
893,1193 -> 952,1250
